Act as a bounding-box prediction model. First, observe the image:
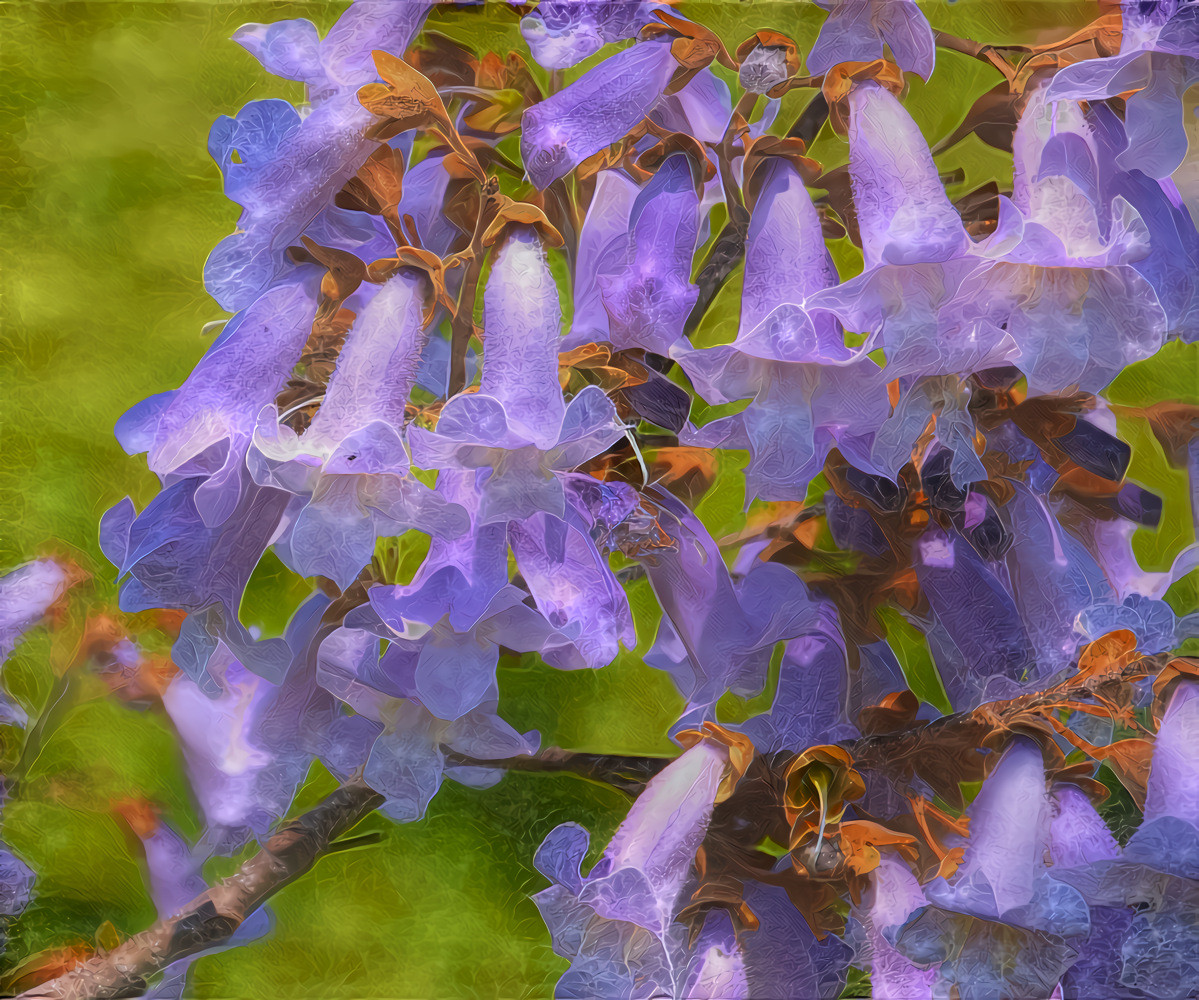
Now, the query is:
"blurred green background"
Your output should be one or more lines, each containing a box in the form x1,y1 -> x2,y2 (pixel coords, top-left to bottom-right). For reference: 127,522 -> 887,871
0,2 -> 1194,997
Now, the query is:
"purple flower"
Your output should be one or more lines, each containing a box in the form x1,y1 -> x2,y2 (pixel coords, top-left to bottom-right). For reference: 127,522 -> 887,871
251,267 -> 469,588
521,38 -> 678,189
361,470 -> 626,717
1140,679 -> 1199,863
569,169 -> 641,346
1047,0 -> 1199,179
847,81 -> 973,267
316,621 -> 537,822
1001,483 -> 1115,674
855,853 -> 937,1000
534,741 -> 851,997
409,226 -> 623,523
596,153 -> 701,355
520,1 -> 667,70
807,0 -> 936,80
1051,683 -> 1199,998
160,595 -> 341,852
914,526 -> 1035,698
0,844 -> 34,961
1088,102 -> 1199,342
897,738 -> 1090,999
807,82 -> 1025,387
533,739 -> 730,996
1047,784 -> 1133,1000
0,845 -> 34,919
509,502 -> 636,671
739,620 -> 859,753
0,559 -> 71,663
675,151 -> 893,500
633,490 -> 824,718
986,86 -> 1168,393
101,469 -> 293,681
206,2 -> 434,309
116,272 -> 321,527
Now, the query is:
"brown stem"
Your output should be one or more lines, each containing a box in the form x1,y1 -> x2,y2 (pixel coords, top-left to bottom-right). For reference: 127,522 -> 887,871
444,746 -> 672,795
447,178 -> 498,397
934,30 -> 1016,81
18,778 -> 384,1000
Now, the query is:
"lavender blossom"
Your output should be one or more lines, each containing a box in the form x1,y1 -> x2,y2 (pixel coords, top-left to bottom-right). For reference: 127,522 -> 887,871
520,1 -> 667,70
160,594 -> 342,851
897,738 -> 1090,1000
807,0 -> 936,80
316,621 -> 538,822
0,559 -> 71,663
676,150 -> 892,500
634,490 -> 824,719
1047,0 -> 1199,179
854,853 -> 938,1000
251,267 -> 469,588
569,169 -> 641,345
534,742 -> 852,998
533,738 -> 731,995
206,2 -> 435,309
116,272 -> 321,527
596,153 -> 701,355
521,38 -> 678,189
409,225 -> 623,523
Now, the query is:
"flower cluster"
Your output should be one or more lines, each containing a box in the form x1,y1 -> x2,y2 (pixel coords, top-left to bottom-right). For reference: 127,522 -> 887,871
12,0 -> 1197,996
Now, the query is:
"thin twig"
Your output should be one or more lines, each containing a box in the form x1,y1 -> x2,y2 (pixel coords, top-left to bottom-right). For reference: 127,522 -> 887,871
447,177 -> 498,397
934,30 -> 1016,81
18,778 -> 384,1000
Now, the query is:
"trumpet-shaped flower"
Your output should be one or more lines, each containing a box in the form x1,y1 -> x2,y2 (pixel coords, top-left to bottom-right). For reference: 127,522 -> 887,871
677,152 -> 892,500
0,559 -> 71,663
316,622 -> 538,822
251,267 -> 469,588
409,226 -> 623,523
807,1 -> 935,80
160,595 -> 350,851
1047,0 -> 1199,180
897,738 -> 1090,1000
521,38 -> 679,189
596,153 -> 701,355
634,489 -> 825,718
116,272 -> 321,527
101,467 -> 294,681
206,2 -> 435,308
854,852 -> 938,1000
